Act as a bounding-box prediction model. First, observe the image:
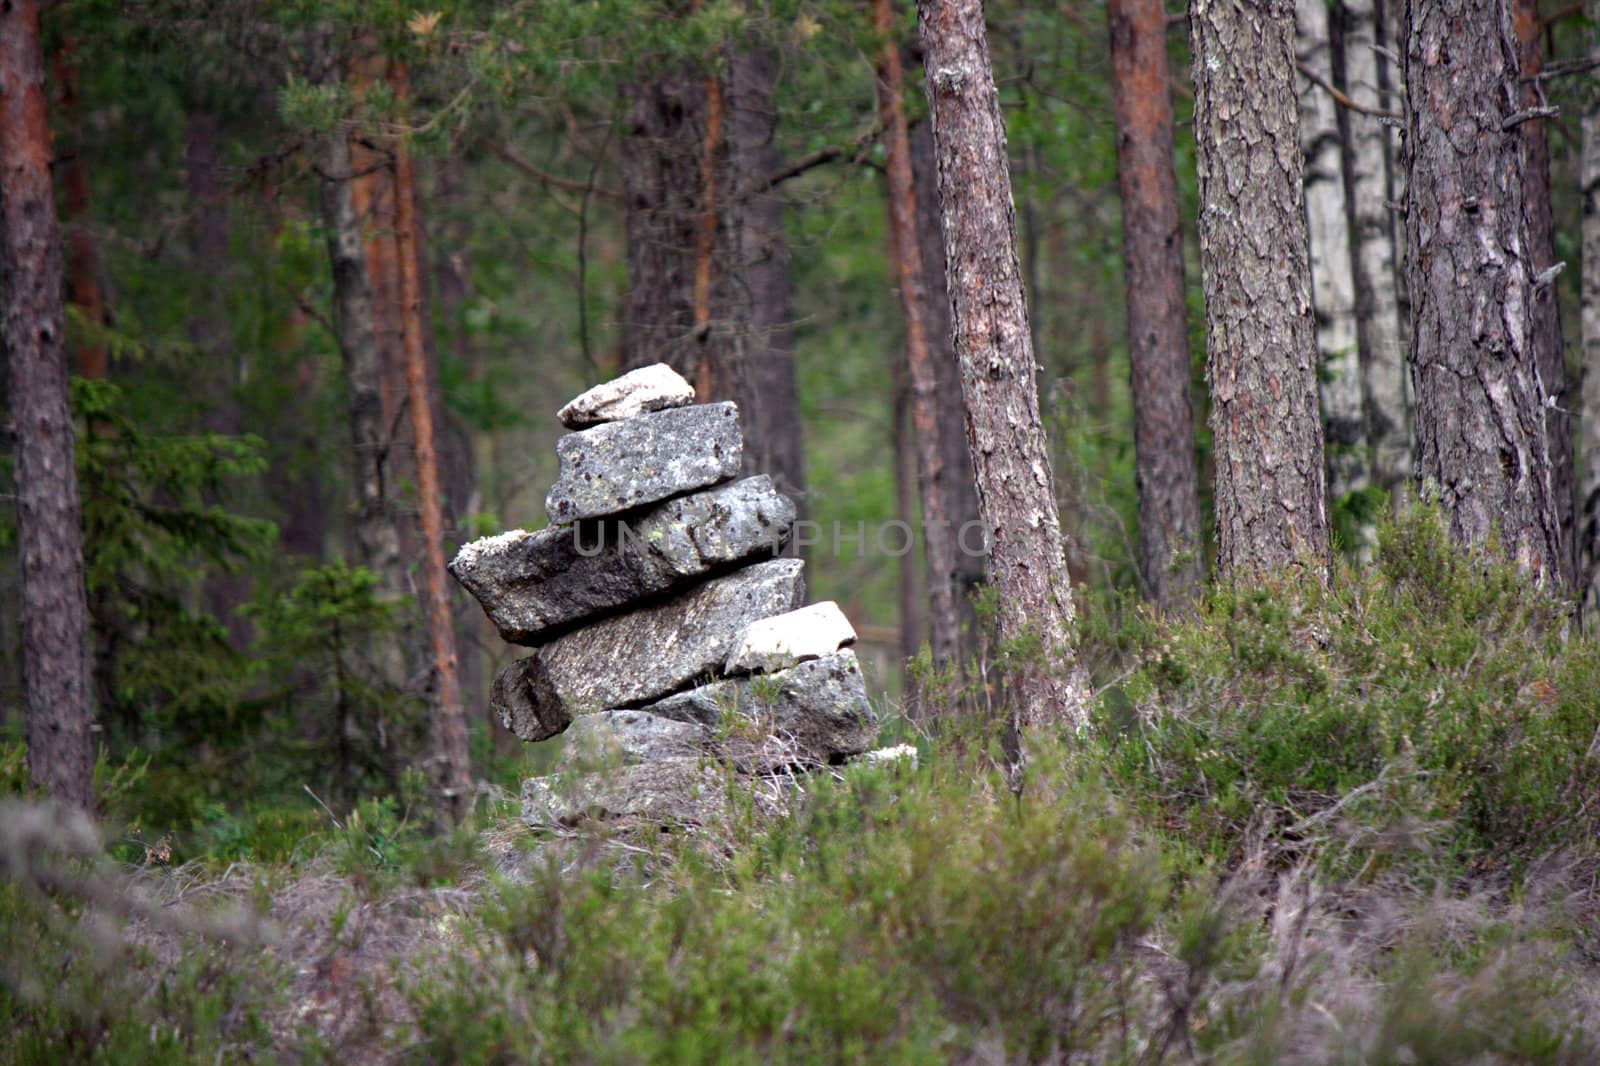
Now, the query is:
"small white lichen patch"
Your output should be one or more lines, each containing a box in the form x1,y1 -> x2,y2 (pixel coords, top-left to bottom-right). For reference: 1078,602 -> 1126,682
451,528 -> 530,572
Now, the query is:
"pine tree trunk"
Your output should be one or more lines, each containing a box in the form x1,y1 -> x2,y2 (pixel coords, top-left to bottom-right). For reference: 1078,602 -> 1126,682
1512,0 -> 1573,586
910,119 -> 985,653
1339,0 -> 1411,496
877,0 -> 961,671
2,0 -> 95,809
1297,0 -> 1368,519
1107,0 -> 1204,604
1578,0 -> 1600,618
916,0 -> 1090,731
50,34 -> 107,382
621,72 -> 705,379
1402,0 -> 1563,584
390,63 -> 472,823
1190,0 -> 1330,580
319,128 -> 406,608
719,42 -> 806,511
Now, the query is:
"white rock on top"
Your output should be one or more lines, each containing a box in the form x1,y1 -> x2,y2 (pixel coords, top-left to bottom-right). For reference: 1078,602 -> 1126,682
725,600 -> 856,675
557,363 -> 696,429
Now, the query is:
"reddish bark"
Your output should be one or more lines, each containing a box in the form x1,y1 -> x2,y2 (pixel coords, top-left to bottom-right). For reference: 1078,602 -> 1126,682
1108,0 -> 1203,603
2,0 -> 95,808
390,63 -> 472,822
877,0 -> 961,675
49,35 -> 107,381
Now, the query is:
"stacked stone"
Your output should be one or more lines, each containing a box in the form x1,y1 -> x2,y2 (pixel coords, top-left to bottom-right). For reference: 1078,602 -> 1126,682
449,365 -> 880,827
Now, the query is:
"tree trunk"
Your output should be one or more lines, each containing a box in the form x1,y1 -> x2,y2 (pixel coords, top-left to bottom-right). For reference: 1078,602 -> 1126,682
50,34 -> 107,382
910,119 -> 985,653
876,0 -> 960,671
621,72 -> 705,380
1190,0 -> 1330,580
719,42 -> 807,511
1107,0 -> 1205,604
1297,0 -> 1368,524
916,0 -> 1090,732
390,62 -> 472,823
1512,0 -> 1573,586
2,0 -> 95,809
1578,0 -> 1600,618
1402,0 -> 1563,584
318,127 -> 407,608
1339,0 -> 1411,497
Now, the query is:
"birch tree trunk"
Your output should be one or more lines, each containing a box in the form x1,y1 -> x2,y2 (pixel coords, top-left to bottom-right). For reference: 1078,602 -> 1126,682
1108,0 -> 1204,603
1579,0 -> 1600,618
877,0 -> 960,671
390,63 -> 472,823
1402,0 -> 1563,585
1339,0 -> 1411,496
1513,0 -> 1574,585
1190,0 -> 1330,580
1297,0 -> 1368,521
2,0 -> 95,809
916,0 -> 1090,732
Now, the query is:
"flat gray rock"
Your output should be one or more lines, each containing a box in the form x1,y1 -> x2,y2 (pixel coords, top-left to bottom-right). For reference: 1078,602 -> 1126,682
640,651 -> 879,771
545,402 -> 742,524
725,601 -> 856,675
558,710 -> 711,770
557,363 -> 696,429
449,477 -> 794,645
490,558 -> 806,741
521,759 -> 727,827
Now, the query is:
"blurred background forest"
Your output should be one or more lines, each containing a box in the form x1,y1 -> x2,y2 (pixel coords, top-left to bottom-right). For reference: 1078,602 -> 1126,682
0,0 -> 1593,850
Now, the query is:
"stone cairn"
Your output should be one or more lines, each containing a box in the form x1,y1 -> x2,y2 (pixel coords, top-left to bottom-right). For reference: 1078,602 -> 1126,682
449,364 -> 885,828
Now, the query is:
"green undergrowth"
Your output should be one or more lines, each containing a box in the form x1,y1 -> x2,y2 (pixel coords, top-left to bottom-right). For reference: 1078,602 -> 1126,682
1097,503 -> 1600,884
4,505 -> 1599,1062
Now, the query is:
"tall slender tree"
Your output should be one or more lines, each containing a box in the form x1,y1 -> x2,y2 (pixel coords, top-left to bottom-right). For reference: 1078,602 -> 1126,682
876,0 -> 960,671
2,0 -> 95,808
1339,0 -> 1411,497
389,61 -> 472,822
1402,0 -> 1562,584
1578,0 -> 1600,617
1297,0 -> 1367,526
910,118 -> 984,651
50,34 -> 108,382
1190,0 -> 1330,580
1107,0 -> 1204,603
917,0 -> 1090,731
1512,0 -> 1573,584
719,38 -> 806,510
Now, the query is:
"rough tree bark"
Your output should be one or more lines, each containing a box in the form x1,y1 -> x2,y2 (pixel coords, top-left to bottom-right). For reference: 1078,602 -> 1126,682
1512,0 -> 1573,585
1402,0 -> 1563,584
390,62 -> 472,822
876,0 -> 960,670
1297,0 -> 1368,520
621,72 -> 705,380
318,125 -> 407,603
1339,0 -> 1412,497
2,0 -> 95,808
1107,0 -> 1204,603
1190,0 -> 1330,580
1579,0 -> 1600,618
719,41 -> 806,510
916,0 -> 1090,731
